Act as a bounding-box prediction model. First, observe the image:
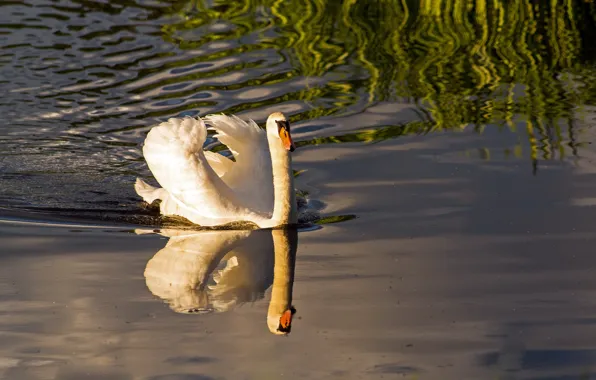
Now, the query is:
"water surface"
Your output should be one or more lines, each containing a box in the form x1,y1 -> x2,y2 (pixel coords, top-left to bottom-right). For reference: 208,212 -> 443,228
2,1 -> 596,379
2,0 -> 596,218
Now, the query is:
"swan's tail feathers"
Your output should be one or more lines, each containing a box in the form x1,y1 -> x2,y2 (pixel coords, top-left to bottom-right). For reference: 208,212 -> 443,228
135,178 -> 165,204
135,179 -> 192,221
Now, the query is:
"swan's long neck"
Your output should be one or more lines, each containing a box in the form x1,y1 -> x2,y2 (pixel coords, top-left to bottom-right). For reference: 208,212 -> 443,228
267,228 -> 298,334
268,136 -> 297,226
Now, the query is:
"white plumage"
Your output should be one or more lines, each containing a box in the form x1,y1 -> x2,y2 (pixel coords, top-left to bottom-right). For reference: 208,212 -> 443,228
204,114 -> 273,213
135,112 -> 300,228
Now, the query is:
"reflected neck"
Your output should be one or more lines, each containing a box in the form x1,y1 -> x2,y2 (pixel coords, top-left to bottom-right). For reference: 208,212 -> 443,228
267,228 -> 298,334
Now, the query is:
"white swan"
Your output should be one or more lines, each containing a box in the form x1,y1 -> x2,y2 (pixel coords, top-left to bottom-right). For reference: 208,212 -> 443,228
134,112 -> 298,228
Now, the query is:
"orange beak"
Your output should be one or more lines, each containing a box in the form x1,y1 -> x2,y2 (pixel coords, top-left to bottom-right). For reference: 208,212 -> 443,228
279,309 -> 293,330
279,128 -> 295,152
276,120 -> 295,152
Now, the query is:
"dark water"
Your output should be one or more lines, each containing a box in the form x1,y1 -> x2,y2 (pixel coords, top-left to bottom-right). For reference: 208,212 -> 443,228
3,1 -> 596,379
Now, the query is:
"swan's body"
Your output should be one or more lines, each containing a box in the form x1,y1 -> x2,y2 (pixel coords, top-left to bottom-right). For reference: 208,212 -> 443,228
135,112 -> 298,228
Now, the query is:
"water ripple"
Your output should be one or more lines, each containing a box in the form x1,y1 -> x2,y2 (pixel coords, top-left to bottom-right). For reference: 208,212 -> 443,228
1,0 -> 595,220
0,0 -> 366,217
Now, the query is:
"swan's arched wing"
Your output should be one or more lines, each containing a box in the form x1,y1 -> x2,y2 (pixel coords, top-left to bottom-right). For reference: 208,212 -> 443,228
204,114 -> 273,214
142,117 -> 256,225
204,151 -> 233,177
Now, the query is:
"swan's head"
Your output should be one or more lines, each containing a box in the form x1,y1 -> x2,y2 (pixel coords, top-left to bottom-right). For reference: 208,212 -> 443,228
266,112 -> 295,152
267,305 -> 296,335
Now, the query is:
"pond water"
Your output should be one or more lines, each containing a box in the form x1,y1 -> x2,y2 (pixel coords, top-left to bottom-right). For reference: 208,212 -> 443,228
2,1 -> 596,379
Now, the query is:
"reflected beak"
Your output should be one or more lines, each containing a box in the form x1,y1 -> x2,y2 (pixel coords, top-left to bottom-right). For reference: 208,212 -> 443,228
278,308 -> 293,333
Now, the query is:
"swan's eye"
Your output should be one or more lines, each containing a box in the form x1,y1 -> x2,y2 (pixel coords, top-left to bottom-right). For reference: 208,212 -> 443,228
275,120 -> 290,134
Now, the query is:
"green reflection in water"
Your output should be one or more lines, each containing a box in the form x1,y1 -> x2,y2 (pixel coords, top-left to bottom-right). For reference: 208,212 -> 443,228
160,0 -> 596,164
316,214 -> 357,225
296,122 -> 434,147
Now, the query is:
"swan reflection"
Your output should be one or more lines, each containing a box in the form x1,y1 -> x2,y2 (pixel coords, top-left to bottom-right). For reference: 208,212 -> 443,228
143,228 -> 298,335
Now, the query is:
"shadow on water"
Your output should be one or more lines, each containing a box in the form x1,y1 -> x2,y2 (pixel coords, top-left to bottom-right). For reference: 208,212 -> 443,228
141,227 -> 299,335
1,0 -> 596,220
